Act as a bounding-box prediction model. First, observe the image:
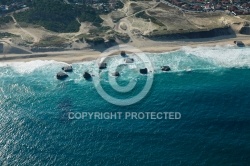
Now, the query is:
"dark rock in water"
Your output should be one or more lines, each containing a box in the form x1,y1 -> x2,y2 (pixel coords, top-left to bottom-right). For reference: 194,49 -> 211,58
140,68 -> 148,74
234,41 -> 245,47
99,62 -> 107,69
112,71 -> 120,77
83,72 -> 91,80
161,66 -> 171,71
57,71 -> 68,80
62,66 -> 73,72
121,51 -> 126,57
125,58 -> 134,63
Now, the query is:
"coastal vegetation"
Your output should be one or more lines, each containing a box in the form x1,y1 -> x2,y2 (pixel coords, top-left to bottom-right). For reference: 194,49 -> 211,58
0,0 -> 30,5
0,0 -> 249,52
0,16 -> 13,24
85,37 -> 105,45
10,0 -> 125,32
14,0 -> 80,32
115,32 -> 130,42
34,36 -> 67,47
0,32 -> 18,39
111,11 -> 126,23
78,5 -> 103,27
135,11 -> 165,27
77,28 -> 116,44
14,0 -> 103,33
89,26 -> 111,34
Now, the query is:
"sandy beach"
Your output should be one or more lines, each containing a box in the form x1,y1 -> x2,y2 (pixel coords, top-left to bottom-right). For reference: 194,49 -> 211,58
1,35 -> 250,64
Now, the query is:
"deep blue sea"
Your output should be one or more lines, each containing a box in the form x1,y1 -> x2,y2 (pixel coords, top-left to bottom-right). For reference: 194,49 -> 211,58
0,46 -> 250,165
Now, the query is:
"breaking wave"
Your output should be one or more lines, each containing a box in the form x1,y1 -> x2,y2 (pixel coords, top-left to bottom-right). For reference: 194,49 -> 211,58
0,46 -> 249,77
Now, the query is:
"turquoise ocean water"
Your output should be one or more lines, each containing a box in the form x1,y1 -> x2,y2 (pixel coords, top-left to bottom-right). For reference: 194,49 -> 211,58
0,46 -> 250,165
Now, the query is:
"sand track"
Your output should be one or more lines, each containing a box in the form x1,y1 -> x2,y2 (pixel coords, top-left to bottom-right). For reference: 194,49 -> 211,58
10,15 -> 40,43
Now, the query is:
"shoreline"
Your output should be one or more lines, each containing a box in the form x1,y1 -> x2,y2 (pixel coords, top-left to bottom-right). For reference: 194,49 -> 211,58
1,35 -> 250,64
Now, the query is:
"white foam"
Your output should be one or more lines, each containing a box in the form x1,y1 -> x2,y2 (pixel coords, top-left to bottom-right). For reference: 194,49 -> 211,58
1,60 -> 66,74
0,46 -> 249,76
0,63 -> 9,67
145,46 -> 250,72
183,46 -> 250,68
